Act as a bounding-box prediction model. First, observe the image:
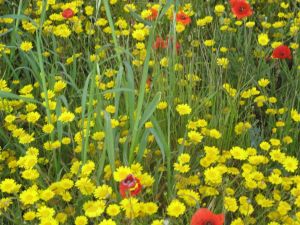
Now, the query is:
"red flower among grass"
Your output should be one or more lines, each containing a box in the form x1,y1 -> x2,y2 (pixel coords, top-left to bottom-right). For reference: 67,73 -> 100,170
62,8 -> 75,19
191,208 -> 224,225
176,11 -> 191,25
231,0 -> 253,19
229,0 -> 243,7
119,174 -> 142,198
147,8 -> 158,21
152,36 -> 180,53
272,45 -> 292,59
146,77 -> 152,89
153,37 -> 167,50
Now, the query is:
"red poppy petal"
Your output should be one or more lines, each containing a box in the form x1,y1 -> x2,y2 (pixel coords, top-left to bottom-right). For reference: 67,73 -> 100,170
190,208 -> 224,225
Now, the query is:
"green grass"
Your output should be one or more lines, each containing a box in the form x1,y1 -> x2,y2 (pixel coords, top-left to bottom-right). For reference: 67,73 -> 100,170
0,0 -> 300,224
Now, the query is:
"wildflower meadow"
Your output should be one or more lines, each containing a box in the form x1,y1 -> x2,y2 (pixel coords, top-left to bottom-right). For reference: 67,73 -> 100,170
1,0 -> 300,224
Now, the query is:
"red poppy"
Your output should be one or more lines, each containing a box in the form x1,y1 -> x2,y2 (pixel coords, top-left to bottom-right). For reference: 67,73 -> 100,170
191,208 -> 224,225
147,8 -> 158,21
153,37 -> 168,50
272,45 -> 292,59
229,0 -> 245,7
175,41 -> 181,53
176,11 -> 191,25
231,1 -> 253,19
146,77 -> 152,88
62,8 -> 75,19
119,174 -> 142,198
229,0 -> 237,6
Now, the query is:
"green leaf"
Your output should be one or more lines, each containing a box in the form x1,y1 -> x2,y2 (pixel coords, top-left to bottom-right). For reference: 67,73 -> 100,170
0,91 -> 39,103
139,92 -> 161,129
136,130 -> 150,162
124,61 -> 135,130
113,64 -> 124,117
158,0 -> 173,20
104,112 -> 116,172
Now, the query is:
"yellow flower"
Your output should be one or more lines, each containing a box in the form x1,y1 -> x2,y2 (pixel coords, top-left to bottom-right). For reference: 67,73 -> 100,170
230,146 -> 248,160
267,222 -> 280,225
157,101 -> 168,110
111,119 -> 119,128
258,78 -> 270,87
151,220 -> 164,225
268,173 -> 282,185
209,129 -> 222,139
105,105 -> 116,114
204,167 -> 222,185
259,141 -> 271,151
0,179 -> 21,193
110,0 -> 117,4
160,57 -> 168,67
224,196 -> 238,212
176,23 -> 185,33
124,4 -> 136,13
214,4 -> 225,14
283,136 -> 292,144
26,111 -> 40,123
53,24 -> 71,38
217,57 -> 229,69
99,219 -> 116,225
188,130 -> 203,143
4,114 -> 16,123
106,204 -> 121,217
174,162 -> 190,173
177,189 -> 200,206
42,123 -> 54,134
36,205 -> 55,219
140,173 -> 154,187
95,18 -> 108,26
40,189 -> 55,201
246,21 -> 255,28
282,156 -> 298,172
166,199 -> 186,217
94,184 -> 112,199
255,194 -> 274,208
258,33 -> 269,46
132,29 -> 146,41
234,122 -> 251,135
83,200 -> 106,218
75,177 -> 96,195
176,104 -> 192,115
54,80 -> 67,92
22,169 -> 39,180
92,131 -> 105,141
85,6 -> 94,16
58,111 -> 75,123
120,197 -> 140,219
230,218 -> 244,225
277,201 -> 291,215
19,186 -> 39,205
113,166 -> 132,181
204,39 -> 215,47
81,161 -> 95,177
56,212 -> 67,223
291,109 -> 300,122
145,121 -> 153,128
23,211 -> 36,221
178,153 -> 190,164
20,41 -> 33,52
140,202 -> 158,215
